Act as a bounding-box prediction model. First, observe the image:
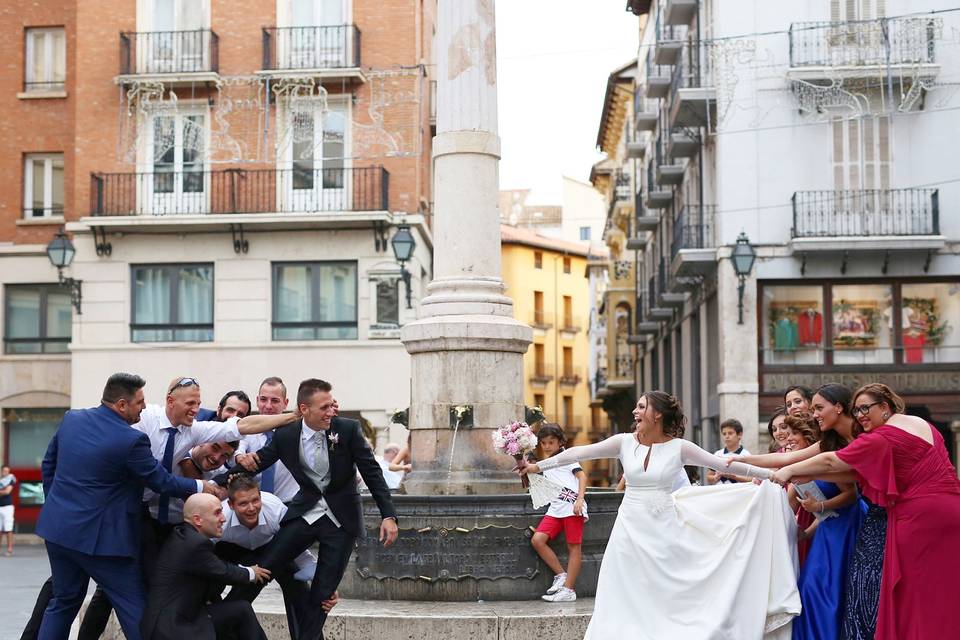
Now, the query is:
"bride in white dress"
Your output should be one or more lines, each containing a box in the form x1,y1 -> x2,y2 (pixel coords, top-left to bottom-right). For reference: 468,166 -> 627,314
520,391 -> 801,640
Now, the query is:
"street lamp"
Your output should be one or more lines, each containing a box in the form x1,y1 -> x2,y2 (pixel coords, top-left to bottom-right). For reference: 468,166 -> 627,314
731,231 -> 755,325
390,224 -> 416,309
46,229 -> 83,315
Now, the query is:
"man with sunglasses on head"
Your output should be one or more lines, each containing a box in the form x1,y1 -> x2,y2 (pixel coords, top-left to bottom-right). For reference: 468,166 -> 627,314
79,376 -> 299,640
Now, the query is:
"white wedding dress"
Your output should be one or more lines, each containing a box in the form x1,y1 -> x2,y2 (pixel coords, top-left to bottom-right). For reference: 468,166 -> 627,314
538,434 -> 801,640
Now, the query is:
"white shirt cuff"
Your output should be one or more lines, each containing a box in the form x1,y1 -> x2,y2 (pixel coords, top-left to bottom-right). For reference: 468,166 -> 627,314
195,480 -> 205,493
244,566 -> 256,581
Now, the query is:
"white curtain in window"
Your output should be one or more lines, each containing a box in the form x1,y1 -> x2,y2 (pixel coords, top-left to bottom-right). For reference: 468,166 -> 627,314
46,291 -> 72,338
319,264 -> 355,322
177,266 -> 213,324
134,268 -> 171,324
7,289 -> 40,338
276,265 -> 312,321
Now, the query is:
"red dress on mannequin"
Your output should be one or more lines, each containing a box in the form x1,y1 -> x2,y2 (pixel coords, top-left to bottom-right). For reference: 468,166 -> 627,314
836,425 -> 960,640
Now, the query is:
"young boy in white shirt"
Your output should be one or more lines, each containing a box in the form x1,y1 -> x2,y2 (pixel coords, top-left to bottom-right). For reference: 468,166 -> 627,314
708,419 -> 752,484
531,424 -> 587,602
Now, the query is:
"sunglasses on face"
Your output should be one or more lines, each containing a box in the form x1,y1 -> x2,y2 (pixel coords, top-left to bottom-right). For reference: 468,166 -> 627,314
168,377 -> 200,394
852,401 -> 880,416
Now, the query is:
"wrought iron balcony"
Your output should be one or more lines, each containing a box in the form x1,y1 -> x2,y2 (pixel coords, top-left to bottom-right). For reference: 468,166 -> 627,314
531,309 -> 554,329
645,48 -> 673,99
119,30 -> 219,76
791,189 -> 939,238
559,368 -> 583,386
90,166 -> 389,216
788,17 -> 937,69
669,41 -> 715,128
672,204 -> 717,257
262,25 -> 361,71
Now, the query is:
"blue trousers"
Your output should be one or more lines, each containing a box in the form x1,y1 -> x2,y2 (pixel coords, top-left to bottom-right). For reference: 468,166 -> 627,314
39,541 -> 144,640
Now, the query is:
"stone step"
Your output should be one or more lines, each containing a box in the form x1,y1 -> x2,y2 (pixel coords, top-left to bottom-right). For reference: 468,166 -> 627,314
88,586 -> 594,640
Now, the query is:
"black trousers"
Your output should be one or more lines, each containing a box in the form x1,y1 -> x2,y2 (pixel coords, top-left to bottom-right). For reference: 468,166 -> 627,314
77,511 -> 171,640
228,517 -> 354,640
214,541 -> 309,640
20,577 -> 53,640
208,600 -> 268,640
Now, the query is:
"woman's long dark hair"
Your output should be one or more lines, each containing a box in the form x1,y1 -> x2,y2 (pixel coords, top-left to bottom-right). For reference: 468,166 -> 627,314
814,383 -> 862,451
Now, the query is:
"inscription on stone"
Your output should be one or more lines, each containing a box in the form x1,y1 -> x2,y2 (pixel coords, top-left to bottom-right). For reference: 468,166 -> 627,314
354,525 -> 538,581
763,370 -> 960,394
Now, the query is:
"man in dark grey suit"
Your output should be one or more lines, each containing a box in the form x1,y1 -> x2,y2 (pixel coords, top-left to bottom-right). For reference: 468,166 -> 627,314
141,493 -> 270,640
234,378 -> 398,640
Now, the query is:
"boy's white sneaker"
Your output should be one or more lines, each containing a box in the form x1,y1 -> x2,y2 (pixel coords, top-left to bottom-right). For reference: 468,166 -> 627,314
546,572 -> 567,595
542,587 -> 577,602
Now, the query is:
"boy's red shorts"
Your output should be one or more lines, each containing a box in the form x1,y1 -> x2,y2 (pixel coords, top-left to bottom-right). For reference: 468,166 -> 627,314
536,515 -> 586,544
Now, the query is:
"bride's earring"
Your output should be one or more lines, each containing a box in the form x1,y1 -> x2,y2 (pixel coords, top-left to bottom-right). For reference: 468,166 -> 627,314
882,411 -> 890,420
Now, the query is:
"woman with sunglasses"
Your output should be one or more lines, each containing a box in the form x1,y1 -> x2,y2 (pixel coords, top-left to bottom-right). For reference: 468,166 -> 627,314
771,383 -> 960,640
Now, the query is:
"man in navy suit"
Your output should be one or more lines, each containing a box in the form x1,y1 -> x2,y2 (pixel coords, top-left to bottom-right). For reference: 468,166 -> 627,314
36,373 -> 215,640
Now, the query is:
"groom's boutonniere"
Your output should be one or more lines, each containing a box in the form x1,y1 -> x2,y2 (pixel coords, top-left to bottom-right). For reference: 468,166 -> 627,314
327,432 -> 340,451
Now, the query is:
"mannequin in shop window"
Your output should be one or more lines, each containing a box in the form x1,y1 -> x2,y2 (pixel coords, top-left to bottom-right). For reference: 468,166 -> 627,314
798,308 -> 823,348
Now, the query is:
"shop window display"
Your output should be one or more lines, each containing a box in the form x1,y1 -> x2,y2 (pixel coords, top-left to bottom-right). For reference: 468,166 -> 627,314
900,283 -> 960,364
831,284 -> 893,365
762,285 -> 825,365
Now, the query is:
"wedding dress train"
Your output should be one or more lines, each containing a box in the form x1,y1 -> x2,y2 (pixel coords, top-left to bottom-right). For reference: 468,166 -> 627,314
537,435 -> 801,639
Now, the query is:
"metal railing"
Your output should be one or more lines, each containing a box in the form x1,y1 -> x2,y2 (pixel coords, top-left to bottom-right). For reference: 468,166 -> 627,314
672,204 -> 717,257
262,25 -> 361,70
614,169 -> 632,202
90,166 -> 389,216
791,189 -> 939,237
671,40 -> 712,97
120,30 -> 219,75
560,315 -> 583,332
532,309 -> 553,328
559,367 -> 583,385
788,17 -> 937,67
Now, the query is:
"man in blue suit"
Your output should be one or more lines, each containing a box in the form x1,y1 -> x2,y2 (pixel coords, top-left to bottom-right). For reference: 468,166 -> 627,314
36,373 -> 214,640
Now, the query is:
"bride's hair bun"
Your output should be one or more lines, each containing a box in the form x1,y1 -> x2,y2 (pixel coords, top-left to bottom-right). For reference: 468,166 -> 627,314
644,390 -> 686,438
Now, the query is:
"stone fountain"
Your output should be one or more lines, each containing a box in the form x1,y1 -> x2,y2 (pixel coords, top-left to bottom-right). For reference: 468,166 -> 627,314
338,0 -> 622,605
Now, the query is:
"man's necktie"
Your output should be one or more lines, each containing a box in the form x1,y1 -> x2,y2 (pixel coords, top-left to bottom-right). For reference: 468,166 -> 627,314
260,431 -> 276,494
157,427 -> 177,525
313,431 -> 329,489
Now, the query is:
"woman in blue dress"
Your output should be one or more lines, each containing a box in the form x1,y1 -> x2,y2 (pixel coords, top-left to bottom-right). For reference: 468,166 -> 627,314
737,384 -> 865,639
791,475 -> 865,640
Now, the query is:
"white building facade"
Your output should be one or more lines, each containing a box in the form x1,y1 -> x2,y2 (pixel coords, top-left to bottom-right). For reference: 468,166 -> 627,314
619,0 -> 960,464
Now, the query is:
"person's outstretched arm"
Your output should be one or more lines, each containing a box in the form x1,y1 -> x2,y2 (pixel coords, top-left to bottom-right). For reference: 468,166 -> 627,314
526,435 -> 626,473
731,442 -> 822,469
679,441 -> 773,480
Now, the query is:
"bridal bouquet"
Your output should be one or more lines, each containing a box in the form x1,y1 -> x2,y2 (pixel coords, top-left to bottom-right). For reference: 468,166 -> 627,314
492,421 -> 538,488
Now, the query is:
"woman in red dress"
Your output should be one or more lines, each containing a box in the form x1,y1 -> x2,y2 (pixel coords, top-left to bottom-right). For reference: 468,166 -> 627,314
772,383 -> 960,640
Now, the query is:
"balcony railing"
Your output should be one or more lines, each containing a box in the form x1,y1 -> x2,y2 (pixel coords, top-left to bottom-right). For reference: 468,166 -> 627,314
560,316 -> 583,333
614,169 -> 632,202
532,309 -> 553,328
672,204 -> 717,258
559,367 -> 583,386
791,189 -> 939,238
788,17 -> 937,68
262,25 -> 361,71
120,30 -> 219,75
90,166 -> 389,216
672,40 -> 712,92
531,363 -> 553,382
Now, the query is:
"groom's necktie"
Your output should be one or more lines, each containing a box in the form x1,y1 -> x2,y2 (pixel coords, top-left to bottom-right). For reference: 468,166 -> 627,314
313,430 -> 329,490
157,426 -> 177,524
260,431 -> 276,494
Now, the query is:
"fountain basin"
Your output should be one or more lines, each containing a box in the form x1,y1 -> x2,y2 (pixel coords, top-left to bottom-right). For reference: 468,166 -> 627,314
340,491 -> 622,601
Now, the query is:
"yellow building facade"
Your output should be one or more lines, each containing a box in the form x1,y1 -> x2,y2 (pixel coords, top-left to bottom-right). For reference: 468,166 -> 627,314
500,225 -> 600,478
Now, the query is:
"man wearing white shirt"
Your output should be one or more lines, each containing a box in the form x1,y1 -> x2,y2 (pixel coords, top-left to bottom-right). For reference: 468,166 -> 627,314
79,377 -> 297,640
234,377 -> 299,503
217,475 -> 337,639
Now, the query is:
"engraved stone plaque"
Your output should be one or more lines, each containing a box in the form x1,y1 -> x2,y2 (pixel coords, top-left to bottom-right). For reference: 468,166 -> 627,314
354,525 -> 539,581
